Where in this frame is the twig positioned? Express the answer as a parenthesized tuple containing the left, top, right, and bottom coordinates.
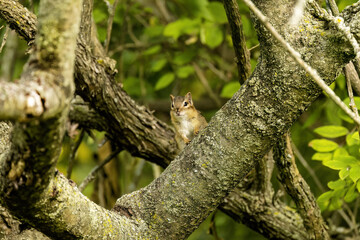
(104, 0, 120, 54)
(208, 211, 222, 240)
(291, 142, 325, 192)
(344, 62, 360, 96)
(0, 25, 10, 54)
(309, 2, 360, 59)
(223, 0, 251, 84)
(205, 61, 229, 82)
(193, 62, 222, 107)
(242, 0, 360, 126)
(353, 197, 360, 237)
(155, 0, 172, 22)
(326, 1, 360, 111)
(326, 0, 339, 16)
(345, 65, 360, 131)
(66, 129, 85, 179)
(78, 148, 121, 192)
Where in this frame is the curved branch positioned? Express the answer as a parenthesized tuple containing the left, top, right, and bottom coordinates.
(223, 0, 251, 84)
(274, 133, 329, 239)
(0, 0, 177, 167)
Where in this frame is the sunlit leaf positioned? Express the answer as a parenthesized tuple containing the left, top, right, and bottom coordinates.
(323, 160, 349, 170)
(349, 165, 360, 183)
(317, 191, 333, 211)
(312, 152, 332, 161)
(333, 148, 349, 158)
(339, 168, 350, 180)
(308, 139, 338, 152)
(328, 179, 346, 190)
(346, 132, 360, 146)
(314, 125, 348, 138)
(344, 183, 357, 202)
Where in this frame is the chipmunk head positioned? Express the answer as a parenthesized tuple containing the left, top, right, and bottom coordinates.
(170, 92, 193, 116)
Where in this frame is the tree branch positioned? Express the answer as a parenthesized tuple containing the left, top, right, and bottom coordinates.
(273, 133, 329, 240)
(223, 0, 251, 84)
(0, 0, 178, 168)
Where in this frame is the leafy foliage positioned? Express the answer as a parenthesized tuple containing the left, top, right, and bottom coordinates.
(310, 127, 360, 211)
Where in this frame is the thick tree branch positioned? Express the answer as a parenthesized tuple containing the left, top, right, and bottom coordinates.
(220, 188, 308, 240)
(223, 0, 251, 84)
(111, 0, 360, 238)
(1, 0, 360, 239)
(274, 133, 329, 240)
(0, 0, 178, 167)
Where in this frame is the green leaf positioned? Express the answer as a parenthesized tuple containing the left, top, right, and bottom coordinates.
(144, 45, 162, 56)
(357, 181, 360, 193)
(328, 197, 343, 211)
(200, 24, 223, 49)
(308, 139, 338, 152)
(176, 65, 194, 78)
(344, 183, 357, 202)
(346, 132, 360, 146)
(163, 18, 200, 40)
(314, 125, 348, 138)
(349, 165, 360, 183)
(150, 58, 167, 72)
(207, 2, 228, 24)
(328, 179, 346, 190)
(312, 152, 332, 161)
(317, 191, 333, 211)
(332, 188, 347, 198)
(333, 148, 349, 158)
(323, 160, 349, 170)
(325, 156, 358, 170)
(333, 156, 358, 166)
(339, 168, 350, 180)
(220, 82, 241, 98)
(155, 73, 175, 91)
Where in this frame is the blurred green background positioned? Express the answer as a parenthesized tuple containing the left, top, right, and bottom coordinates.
(0, 0, 359, 239)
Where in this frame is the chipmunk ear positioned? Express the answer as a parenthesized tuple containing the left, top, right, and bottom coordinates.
(185, 92, 192, 105)
(170, 94, 175, 102)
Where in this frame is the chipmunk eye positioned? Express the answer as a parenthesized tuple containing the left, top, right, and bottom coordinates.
(184, 101, 188, 107)
(171, 103, 174, 108)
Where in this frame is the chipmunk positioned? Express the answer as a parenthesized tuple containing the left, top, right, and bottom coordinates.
(170, 92, 208, 149)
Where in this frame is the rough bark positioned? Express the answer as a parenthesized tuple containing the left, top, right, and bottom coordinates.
(0, 0, 178, 168)
(112, 1, 360, 239)
(0, 0, 360, 239)
(274, 133, 329, 239)
(223, 0, 252, 84)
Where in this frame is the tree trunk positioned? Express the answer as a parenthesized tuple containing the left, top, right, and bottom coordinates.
(0, 0, 360, 239)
